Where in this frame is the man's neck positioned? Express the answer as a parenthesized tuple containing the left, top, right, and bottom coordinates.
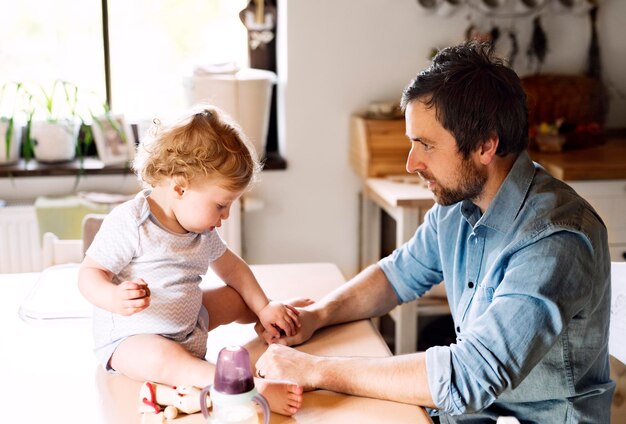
(473, 154, 517, 213)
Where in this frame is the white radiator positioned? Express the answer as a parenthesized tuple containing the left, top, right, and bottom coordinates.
(0, 205, 41, 273)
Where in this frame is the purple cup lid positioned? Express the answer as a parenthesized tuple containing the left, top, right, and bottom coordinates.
(214, 346, 255, 394)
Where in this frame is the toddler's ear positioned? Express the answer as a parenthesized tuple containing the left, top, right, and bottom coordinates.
(172, 177, 188, 197)
(171, 175, 189, 196)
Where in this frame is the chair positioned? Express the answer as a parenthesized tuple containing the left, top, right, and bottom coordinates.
(41, 214, 105, 268)
(21, 214, 105, 322)
(610, 261, 626, 422)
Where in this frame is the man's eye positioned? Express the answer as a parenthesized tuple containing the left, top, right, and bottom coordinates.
(421, 142, 432, 151)
(216, 204, 225, 210)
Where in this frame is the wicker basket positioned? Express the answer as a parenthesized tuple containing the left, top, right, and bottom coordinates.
(521, 74, 608, 150)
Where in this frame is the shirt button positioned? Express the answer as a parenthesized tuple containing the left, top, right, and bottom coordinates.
(456, 326, 461, 333)
(468, 281, 474, 289)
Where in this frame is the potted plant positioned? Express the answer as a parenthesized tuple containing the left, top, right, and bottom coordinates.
(28, 80, 86, 163)
(26, 80, 131, 168)
(0, 81, 29, 165)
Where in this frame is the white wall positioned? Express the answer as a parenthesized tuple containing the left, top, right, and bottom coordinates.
(2, 0, 624, 278)
(242, 0, 626, 278)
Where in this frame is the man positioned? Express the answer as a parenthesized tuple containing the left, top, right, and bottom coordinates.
(255, 41, 615, 422)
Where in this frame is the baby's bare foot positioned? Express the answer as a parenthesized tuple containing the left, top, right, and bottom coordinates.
(255, 378, 303, 416)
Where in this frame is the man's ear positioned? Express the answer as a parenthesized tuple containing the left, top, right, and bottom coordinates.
(478, 133, 499, 165)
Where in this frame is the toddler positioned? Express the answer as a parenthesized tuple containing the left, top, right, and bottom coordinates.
(78, 106, 303, 416)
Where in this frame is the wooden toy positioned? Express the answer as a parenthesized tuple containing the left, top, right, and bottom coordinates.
(139, 381, 210, 419)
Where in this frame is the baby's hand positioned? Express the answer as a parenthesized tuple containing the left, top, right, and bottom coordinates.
(258, 301, 301, 338)
(113, 278, 150, 316)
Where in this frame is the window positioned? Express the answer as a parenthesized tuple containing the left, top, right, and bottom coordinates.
(1, 0, 285, 171)
(0, 0, 106, 119)
(106, 0, 249, 119)
(1, 0, 249, 121)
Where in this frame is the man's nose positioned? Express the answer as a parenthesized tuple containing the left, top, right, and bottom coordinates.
(406, 145, 425, 174)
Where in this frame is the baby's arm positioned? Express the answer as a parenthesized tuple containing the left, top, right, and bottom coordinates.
(78, 255, 150, 316)
(210, 249, 300, 337)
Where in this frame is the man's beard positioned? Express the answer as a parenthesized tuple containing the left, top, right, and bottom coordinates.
(418, 158, 487, 206)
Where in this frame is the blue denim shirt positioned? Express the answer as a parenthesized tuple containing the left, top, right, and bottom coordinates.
(379, 151, 614, 422)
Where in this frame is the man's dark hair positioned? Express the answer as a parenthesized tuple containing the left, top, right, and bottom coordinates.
(401, 41, 528, 158)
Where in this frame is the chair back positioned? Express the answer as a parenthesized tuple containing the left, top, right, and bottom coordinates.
(40, 213, 106, 269)
(82, 214, 105, 255)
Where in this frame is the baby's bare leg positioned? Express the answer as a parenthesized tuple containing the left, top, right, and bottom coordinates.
(202, 284, 257, 329)
(111, 334, 215, 388)
(111, 335, 302, 416)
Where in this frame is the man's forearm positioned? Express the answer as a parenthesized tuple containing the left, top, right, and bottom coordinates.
(312, 264, 399, 329)
(311, 352, 435, 407)
(263, 265, 400, 348)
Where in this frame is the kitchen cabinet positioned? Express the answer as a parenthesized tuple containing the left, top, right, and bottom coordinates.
(531, 137, 626, 262)
(567, 180, 626, 261)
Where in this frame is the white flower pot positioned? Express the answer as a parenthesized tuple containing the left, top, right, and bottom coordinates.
(31, 120, 78, 163)
(0, 119, 20, 165)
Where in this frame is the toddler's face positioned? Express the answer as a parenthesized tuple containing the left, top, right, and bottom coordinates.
(173, 178, 243, 234)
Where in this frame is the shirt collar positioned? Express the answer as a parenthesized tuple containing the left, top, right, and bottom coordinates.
(462, 150, 535, 233)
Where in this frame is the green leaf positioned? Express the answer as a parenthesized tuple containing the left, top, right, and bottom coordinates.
(4, 117, 14, 158)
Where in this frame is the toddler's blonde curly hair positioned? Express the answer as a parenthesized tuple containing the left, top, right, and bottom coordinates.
(133, 105, 261, 192)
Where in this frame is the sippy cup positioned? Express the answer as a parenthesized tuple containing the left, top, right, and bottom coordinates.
(200, 345, 270, 424)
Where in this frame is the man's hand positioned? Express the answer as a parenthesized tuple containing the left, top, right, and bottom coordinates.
(255, 344, 318, 391)
(111, 278, 150, 316)
(255, 307, 319, 346)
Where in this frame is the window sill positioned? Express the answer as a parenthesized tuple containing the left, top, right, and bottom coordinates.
(0, 158, 133, 178)
(0, 153, 287, 178)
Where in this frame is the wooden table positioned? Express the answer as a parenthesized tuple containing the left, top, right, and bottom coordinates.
(0, 263, 432, 424)
(360, 177, 449, 355)
(361, 177, 435, 270)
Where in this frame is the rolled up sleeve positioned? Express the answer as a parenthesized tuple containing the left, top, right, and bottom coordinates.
(378, 206, 445, 303)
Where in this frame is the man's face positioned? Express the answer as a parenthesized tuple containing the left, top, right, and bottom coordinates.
(405, 100, 487, 206)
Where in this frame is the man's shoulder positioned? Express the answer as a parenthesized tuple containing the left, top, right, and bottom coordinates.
(526, 169, 606, 234)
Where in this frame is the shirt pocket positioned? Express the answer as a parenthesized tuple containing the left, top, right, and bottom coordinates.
(464, 281, 497, 322)
(477, 283, 495, 302)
